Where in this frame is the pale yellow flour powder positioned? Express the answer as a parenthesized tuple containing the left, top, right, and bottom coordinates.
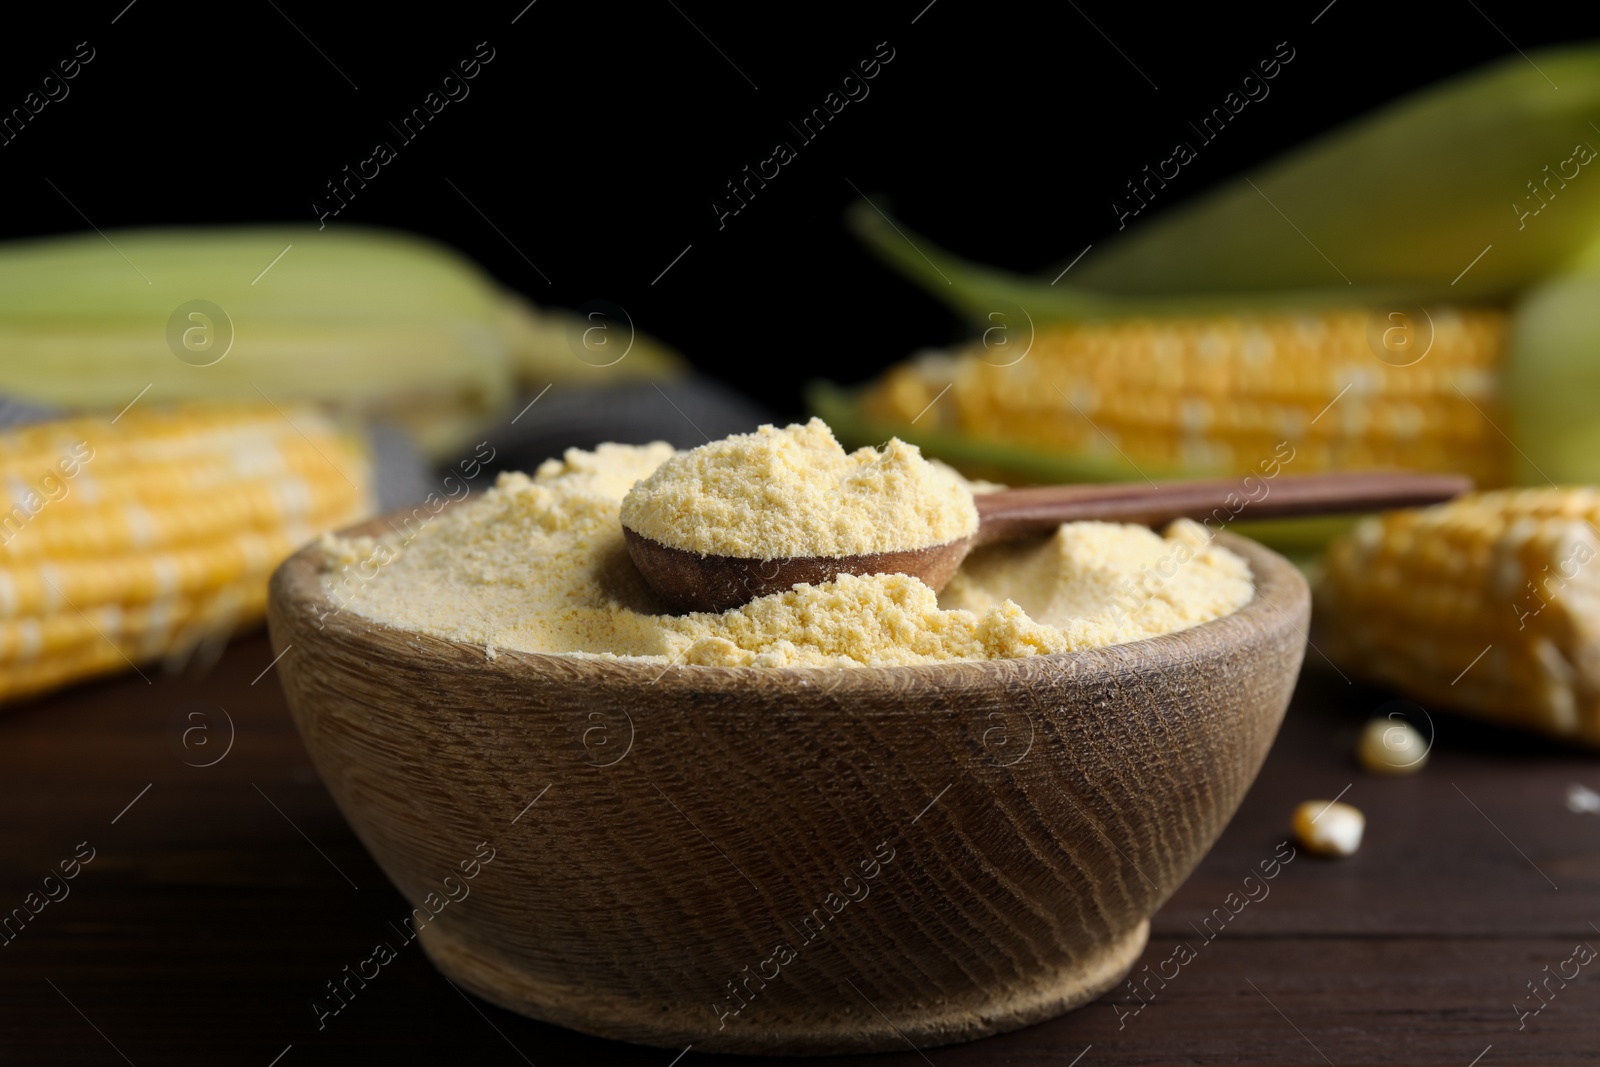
(321, 436, 1253, 667)
(619, 419, 979, 558)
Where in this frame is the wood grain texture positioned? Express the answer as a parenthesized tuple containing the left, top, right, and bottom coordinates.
(6, 637, 1600, 1064)
(265, 515, 1309, 1055)
(970, 471, 1473, 546)
(622, 525, 973, 613)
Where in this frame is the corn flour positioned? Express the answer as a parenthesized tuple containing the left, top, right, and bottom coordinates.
(322, 427, 1253, 667)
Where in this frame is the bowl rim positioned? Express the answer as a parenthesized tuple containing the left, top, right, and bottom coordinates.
(269, 510, 1310, 691)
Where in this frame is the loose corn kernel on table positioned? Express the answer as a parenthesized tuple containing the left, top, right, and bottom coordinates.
(2, 630, 1596, 1065)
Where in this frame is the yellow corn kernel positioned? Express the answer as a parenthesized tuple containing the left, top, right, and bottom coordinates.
(1293, 800, 1365, 857)
(1357, 717, 1430, 774)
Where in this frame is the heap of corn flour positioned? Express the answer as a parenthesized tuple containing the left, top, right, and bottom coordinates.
(322, 420, 1252, 666)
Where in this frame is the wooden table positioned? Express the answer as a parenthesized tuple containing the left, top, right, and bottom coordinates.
(3, 632, 1595, 1065)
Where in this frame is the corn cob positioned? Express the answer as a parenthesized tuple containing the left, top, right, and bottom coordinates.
(1317, 489, 1600, 746)
(0, 227, 682, 460)
(0, 403, 371, 705)
(858, 307, 1511, 487)
(839, 44, 1600, 493)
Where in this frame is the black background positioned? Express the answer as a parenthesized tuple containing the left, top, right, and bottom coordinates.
(6, 8, 1600, 1065)
(5, 1, 1600, 416)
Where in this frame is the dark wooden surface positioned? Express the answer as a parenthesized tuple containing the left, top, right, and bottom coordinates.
(2, 630, 1597, 1066)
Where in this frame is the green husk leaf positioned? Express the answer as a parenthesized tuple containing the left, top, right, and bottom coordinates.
(1504, 239, 1600, 485)
(0, 226, 684, 458)
(852, 42, 1600, 321)
(1064, 42, 1600, 299)
(846, 201, 1429, 322)
(0, 228, 512, 445)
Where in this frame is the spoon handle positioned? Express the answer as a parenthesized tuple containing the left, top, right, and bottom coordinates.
(971, 470, 1473, 547)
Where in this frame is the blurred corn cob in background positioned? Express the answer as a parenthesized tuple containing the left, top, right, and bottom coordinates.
(0, 227, 682, 461)
(0, 224, 690, 703)
(858, 308, 1511, 488)
(827, 41, 1600, 745)
(825, 43, 1600, 493)
(1318, 490, 1600, 747)
(0, 404, 371, 705)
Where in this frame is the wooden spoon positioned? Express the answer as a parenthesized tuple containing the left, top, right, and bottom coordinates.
(623, 469, 1471, 613)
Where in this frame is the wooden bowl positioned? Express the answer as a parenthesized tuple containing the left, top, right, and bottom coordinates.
(267, 516, 1308, 1056)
